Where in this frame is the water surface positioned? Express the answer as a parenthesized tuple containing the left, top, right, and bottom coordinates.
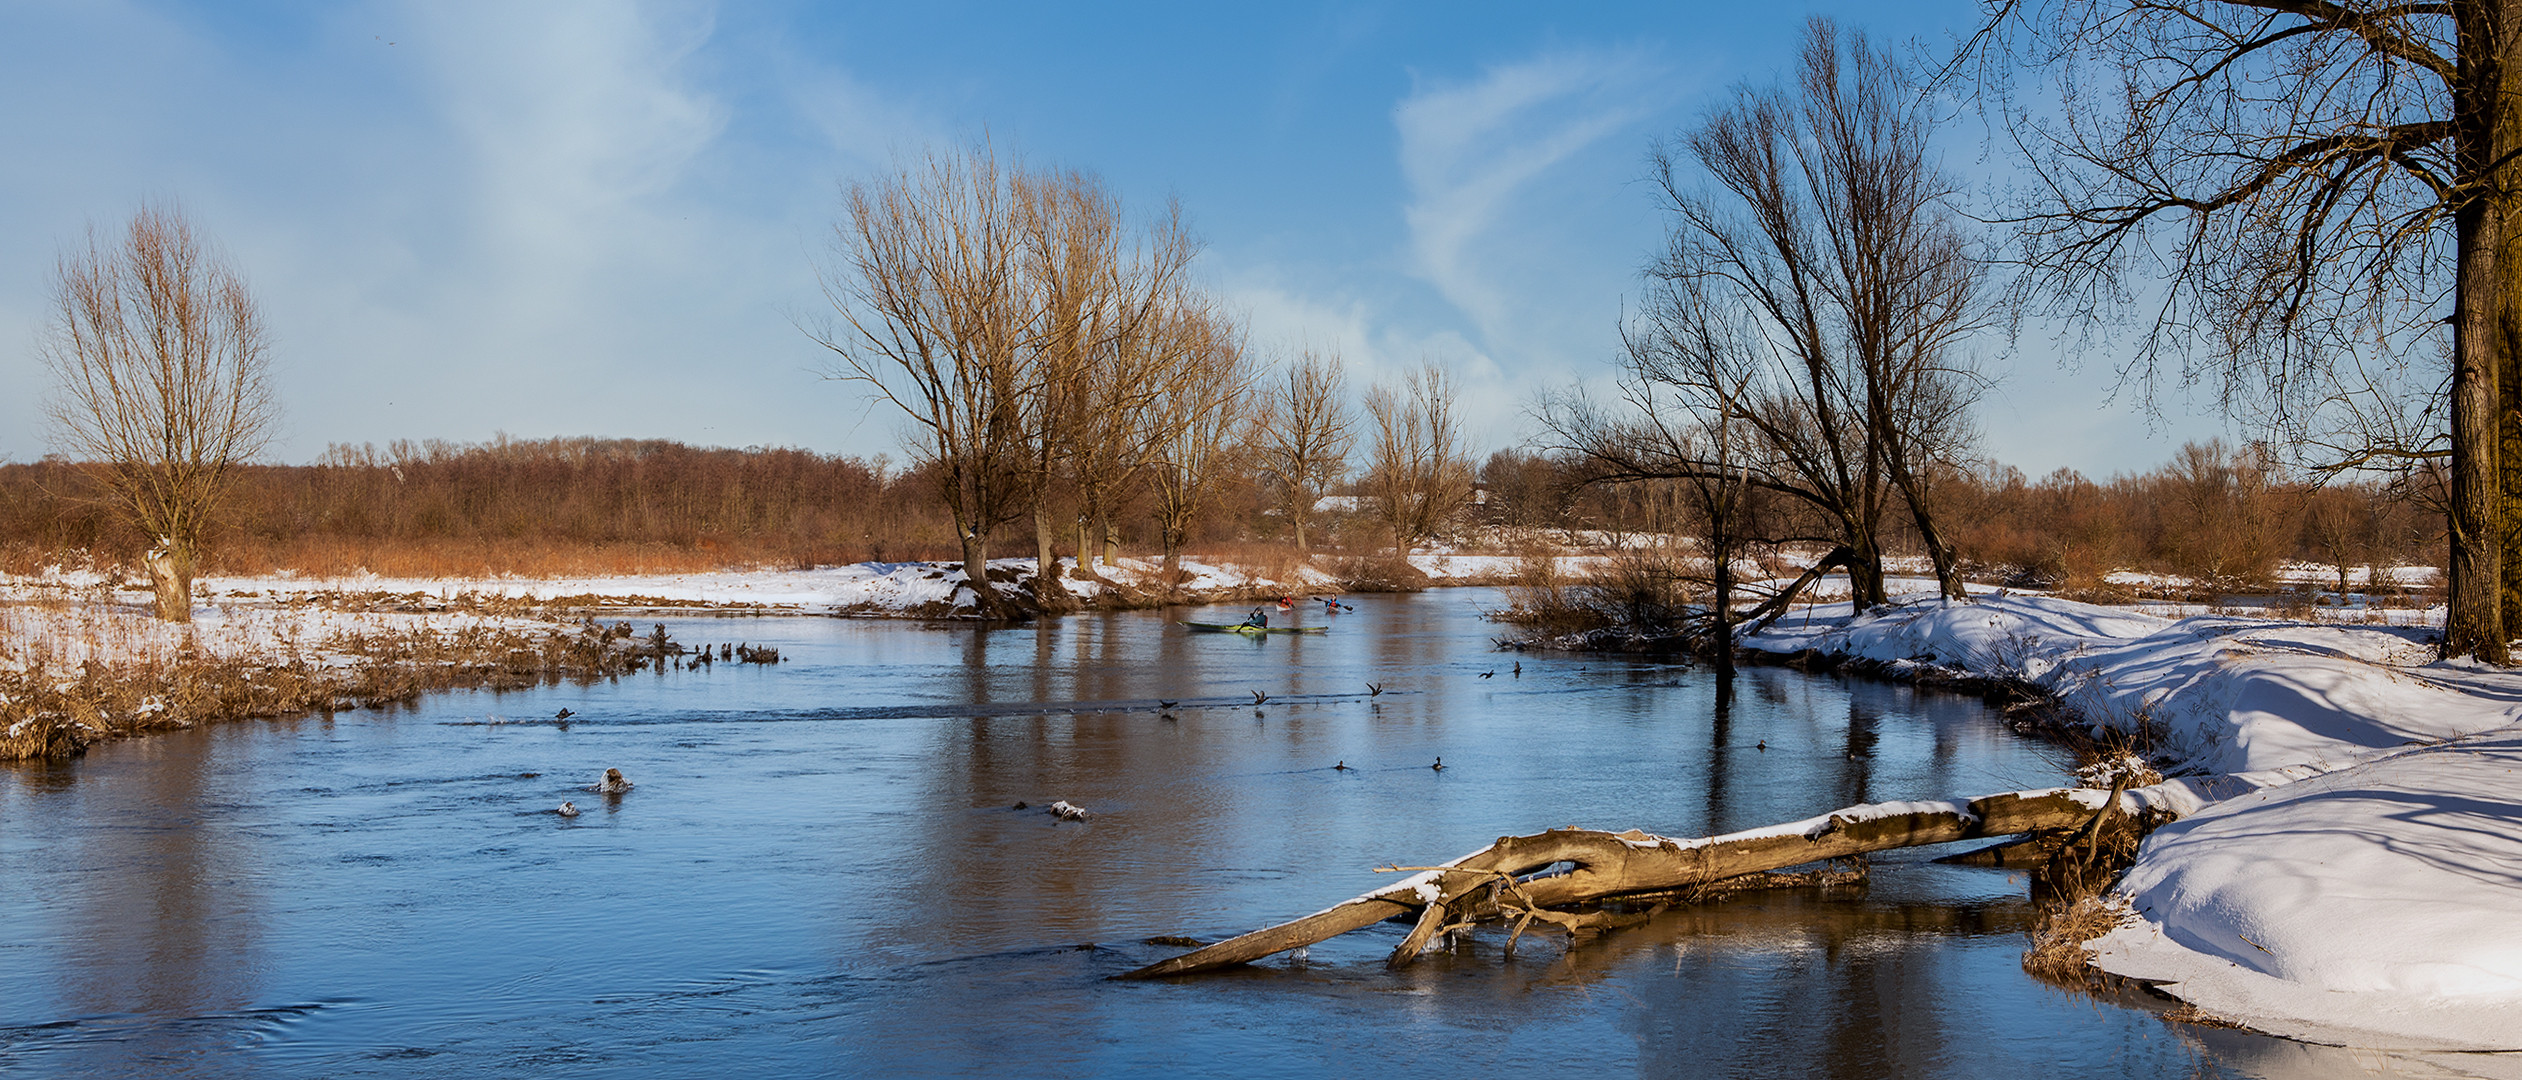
(0, 589, 2381, 1077)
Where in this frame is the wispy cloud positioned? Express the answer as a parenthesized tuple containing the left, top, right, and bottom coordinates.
(406, 0, 726, 337)
(1394, 47, 1662, 351)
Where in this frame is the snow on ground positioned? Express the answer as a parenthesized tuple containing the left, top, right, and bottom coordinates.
(3, 550, 1507, 634)
(0, 586, 554, 673)
(1744, 593, 2522, 1051)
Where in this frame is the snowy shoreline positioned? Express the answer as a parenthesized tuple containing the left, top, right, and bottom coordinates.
(1743, 592, 2522, 1053)
(0, 552, 1526, 622)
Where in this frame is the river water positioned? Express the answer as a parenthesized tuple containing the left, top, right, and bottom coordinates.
(0, 589, 2369, 1077)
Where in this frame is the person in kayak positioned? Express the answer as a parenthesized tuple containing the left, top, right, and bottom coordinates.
(1241, 607, 1269, 628)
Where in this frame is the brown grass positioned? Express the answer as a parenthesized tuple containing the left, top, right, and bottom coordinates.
(2022, 894, 2130, 988)
(2158, 1002, 2245, 1029)
(2, 616, 656, 762)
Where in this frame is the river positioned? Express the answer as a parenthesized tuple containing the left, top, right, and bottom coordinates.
(0, 589, 2367, 1077)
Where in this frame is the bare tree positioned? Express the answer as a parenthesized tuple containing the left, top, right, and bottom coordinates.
(1012, 167, 1121, 609)
(1046, 193, 1198, 581)
(1362, 361, 1474, 556)
(1605, 20, 1985, 609)
(42, 203, 277, 622)
(1544, 287, 1766, 669)
(1144, 300, 1254, 580)
(813, 143, 1030, 619)
(1256, 347, 1355, 553)
(1969, 0, 2512, 659)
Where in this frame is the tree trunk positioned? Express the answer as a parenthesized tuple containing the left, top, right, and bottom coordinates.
(1712, 532, 1736, 687)
(959, 527, 1013, 620)
(1032, 500, 1069, 609)
(1846, 530, 1887, 610)
(1887, 459, 1966, 602)
(1118, 785, 2153, 979)
(2496, 1, 2522, 655)
(1159, 531, 1182, 586)
(1098, 509, 1117, 567)
(2450, 5, 2512, 663)
(144, 539, 193, 623)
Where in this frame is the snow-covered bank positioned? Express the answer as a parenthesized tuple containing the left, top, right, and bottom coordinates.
(7, 552, 1520, 620)
(1744, 594, 2522, 1051)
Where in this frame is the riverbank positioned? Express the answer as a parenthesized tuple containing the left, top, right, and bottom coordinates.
(1741, 593, 2522, 1052)
(0, 552, 1521, 760)
(8, 551, 1524, 619)
(0, 585, 681, 760)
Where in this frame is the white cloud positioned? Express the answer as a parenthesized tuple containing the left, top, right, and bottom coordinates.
(1393, 48, 1661, 353)
(1222, 268, 1532, 456)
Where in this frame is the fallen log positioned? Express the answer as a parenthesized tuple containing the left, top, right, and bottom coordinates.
(1118, 784, 2173, 980)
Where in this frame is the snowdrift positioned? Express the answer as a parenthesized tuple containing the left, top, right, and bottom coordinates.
(1746, 594, 2522, 1051)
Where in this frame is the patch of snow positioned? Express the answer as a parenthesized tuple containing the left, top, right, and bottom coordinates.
(1743, 590, 2522, 1050)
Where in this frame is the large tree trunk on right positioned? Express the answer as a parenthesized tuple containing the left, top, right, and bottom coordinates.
(2452, 3, 2512, 663)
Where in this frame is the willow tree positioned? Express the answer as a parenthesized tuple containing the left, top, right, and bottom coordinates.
(1362, 361, 1474, 556)
(814, 143, 1029, 619)
(1144, 300, 1254, 581)
(1973, 0, 2519, 660)
(43, 203, 277, 622)
(1256, 347, 1355, 553)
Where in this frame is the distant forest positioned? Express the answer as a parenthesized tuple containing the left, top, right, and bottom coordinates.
(0, 434, 2439, 594)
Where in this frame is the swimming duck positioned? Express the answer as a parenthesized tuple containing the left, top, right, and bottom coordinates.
(1431, 758, 1446, 772)
(591, 768, 634, 795)
(556, 801, 580, 817)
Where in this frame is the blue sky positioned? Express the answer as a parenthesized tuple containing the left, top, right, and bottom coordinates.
(0, 0, 2224, 475)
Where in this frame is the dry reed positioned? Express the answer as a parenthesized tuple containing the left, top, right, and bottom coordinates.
(2, 609, 655, 761)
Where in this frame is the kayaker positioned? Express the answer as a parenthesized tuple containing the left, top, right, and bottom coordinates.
(1241, 607, 1269, 629)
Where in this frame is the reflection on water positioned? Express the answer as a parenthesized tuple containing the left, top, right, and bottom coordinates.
(3, 589, 2493, 1078)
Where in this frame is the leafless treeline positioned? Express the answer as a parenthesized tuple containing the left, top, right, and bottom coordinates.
(1491, 439, 2438, 599)
(811, 142, 1470, 612)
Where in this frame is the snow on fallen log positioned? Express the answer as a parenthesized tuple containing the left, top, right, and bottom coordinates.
(1120, 783, 2182, 980)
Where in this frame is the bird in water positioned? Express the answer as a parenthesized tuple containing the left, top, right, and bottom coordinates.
(1366, 682, 1384, 697)
(1431, 758, 1446, 772)
(1478, 670, 1494, 679)
(591, 768, 634, 794)
(1251, 690, 1270, 706)
(1334, 761, 1352, 771)
(554, 708, 575, 720)
(1756, 740, 1768, 751)
(1157, 699, 1179, 710)
(556, 801, 580, 817)
(1512, 661, 1521, 677)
